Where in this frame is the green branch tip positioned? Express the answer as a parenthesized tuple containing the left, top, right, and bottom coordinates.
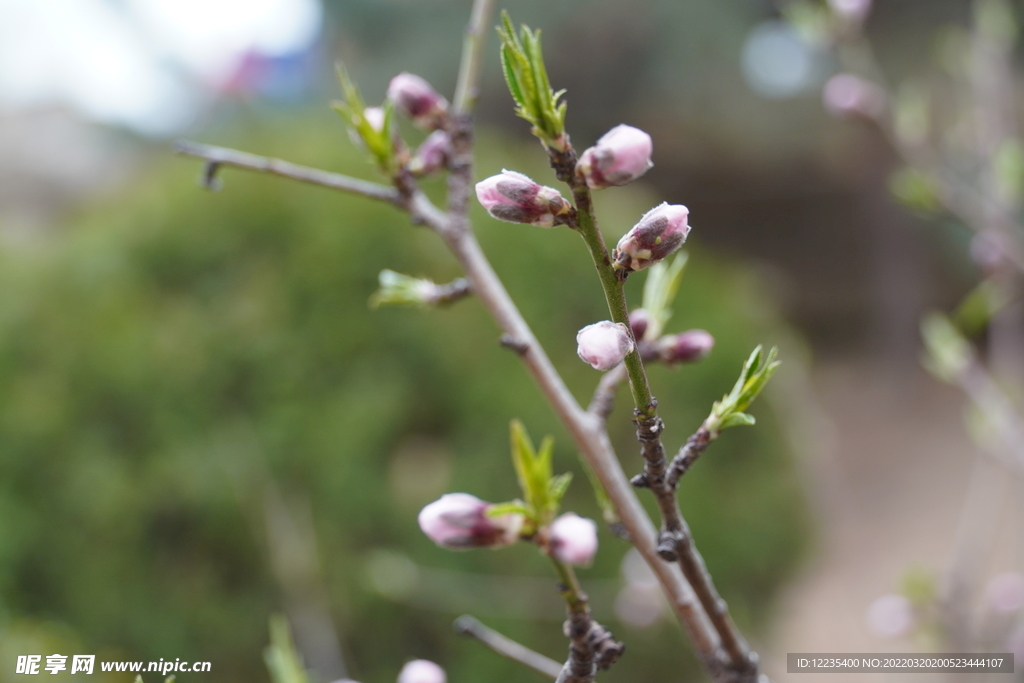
(509, 420, 571, 527)
(496, 11, 568, 151)
(706, 345, 780, 436)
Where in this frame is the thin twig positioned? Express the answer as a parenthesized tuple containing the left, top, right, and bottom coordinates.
(587, 364, 628, 421)
(428, 277, 473, 306)
(454, 615, 563, 679)
(174, 140, 403, 206)
(452, 0, 496, 115)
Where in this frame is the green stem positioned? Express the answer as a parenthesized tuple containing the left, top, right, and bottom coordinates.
(548, 554, 587, 615)
(569, 182, 656, 419)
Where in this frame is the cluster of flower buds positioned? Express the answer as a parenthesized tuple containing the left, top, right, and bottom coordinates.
(655, 329, 715, 364)
(397, 660, 446, 683)
(576, 320, 634, 371)
(613, 203, 690, 274)
(408, 130, 451, 176)
(418, 493, 523, 549)
(576, 125, 654, 189)
(549, 513, 598, 566)
(822, 74, 886, 121)
(387, 73, 449, 130)
(476, 170, 574, 227)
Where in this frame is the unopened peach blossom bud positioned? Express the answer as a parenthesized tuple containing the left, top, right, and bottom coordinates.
(829, 0, 872, 23)
(475, 170, 573, 227)
(397, 660, 446, 683)
(576, 124, 653, 189)
(550, 513, 598, 566)
(986, 572, 1024, 614)
(823, 74, 885, 120)
(418, 493, 523, 550)
(629, 308, 652, 341)
(387, 73, 449, 130)
(409, 130, 451, 176)
(613, 203, 690, 274)
(657, 329, 715, 364)
(866, 594, 913, 638)
(576, 321, 634, 371)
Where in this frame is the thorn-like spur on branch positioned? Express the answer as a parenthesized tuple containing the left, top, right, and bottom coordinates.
(174, 140, 403, 205)
(454, 615, 563, 679)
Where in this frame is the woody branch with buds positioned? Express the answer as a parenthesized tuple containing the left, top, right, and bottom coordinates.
(175, 2, 781, 681)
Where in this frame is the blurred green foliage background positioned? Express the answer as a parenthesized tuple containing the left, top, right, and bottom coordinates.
(0, 110, 810, 683)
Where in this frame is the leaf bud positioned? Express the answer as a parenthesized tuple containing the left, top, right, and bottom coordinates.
(613, 203, 690, 274)
(418, 493, 524, 550)
(475, 170, 573, 227)
(576, 124, 653, 189)
(577, 321, 634, 371)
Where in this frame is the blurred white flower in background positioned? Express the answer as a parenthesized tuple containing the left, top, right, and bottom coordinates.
(0, 0, 322, 135)
(865, 593, 914, 638)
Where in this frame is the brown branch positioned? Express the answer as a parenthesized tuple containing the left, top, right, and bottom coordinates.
(428, 277, 472, 306)
(174, 140, 403, 206)
(454, 615, 563, 679)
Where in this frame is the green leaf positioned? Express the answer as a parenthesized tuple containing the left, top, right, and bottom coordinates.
(486, 500, 531, 517)
(707, 345, 780, 435)
(548, 472, 573, 505)
(640, 252, 688, 339)
(332, 63, 395, 171)
(953, 278, 1007, 335)
(580, 459, 618, 526)
(920, 313, 971, 383)
(718, 413, 756, 430)
(495, 11, 567, 150)
(264, 615, 308, 683)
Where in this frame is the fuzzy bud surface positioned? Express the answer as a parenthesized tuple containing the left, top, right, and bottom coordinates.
(576, 124, 654, 189)
(657, 329, 715, 364)
(475, 170, 573, 227)
(387, 73, 449, 129)
(576, 321, 634, 371)
(613, 203, 690, 273)
(550, 513, 598, 566)
(409, 130, 451, 176)
(397, 660, 446, 683)
(418, 493, 523, 550)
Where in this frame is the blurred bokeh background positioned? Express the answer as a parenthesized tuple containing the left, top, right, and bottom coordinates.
(0, 1, 1022, 682)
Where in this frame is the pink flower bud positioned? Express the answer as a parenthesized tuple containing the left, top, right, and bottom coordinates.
(364, 107, 386, 132)
(576, 321, 634, 371)
(657, 329, 714, 364)
(576, 124, 654, 189)
(475, 170, 573, 227)
(865, 594, 913, 638)
(418, 493, 523, 550)
(823, 74, 885, 120)
(985, 572, 1024, 614)
(828, 0, 871, 22)
(613, 203, 690, 274)
(387, 73, 449, 130)
(397, 660, 446, 683)
(550, 513, 598, 566)
(409, 130, 451, 176)
(629, 308, 652, 341)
